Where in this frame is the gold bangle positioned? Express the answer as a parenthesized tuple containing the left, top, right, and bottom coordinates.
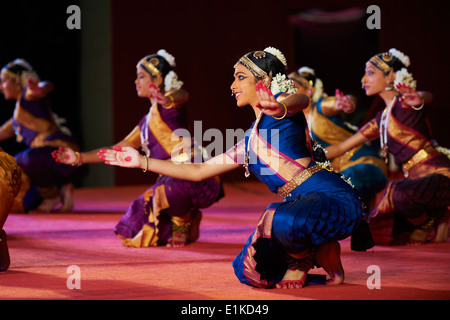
(71, 152, 81, 166)
(411, 99, 425, 110)
(273, 102, 288, 120)
(142, 156, 149, 172)
(162, 95, 175, 109)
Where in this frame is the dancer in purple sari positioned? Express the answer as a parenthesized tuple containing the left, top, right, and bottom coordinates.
(53, 50, 223, 247)
(326, 48, 450, 245)
(0, 59, 80, 213)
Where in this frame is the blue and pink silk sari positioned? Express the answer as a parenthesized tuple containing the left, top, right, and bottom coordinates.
(227, 110, 363, 288)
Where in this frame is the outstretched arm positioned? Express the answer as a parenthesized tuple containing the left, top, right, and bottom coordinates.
(325, 131, 368, 159)
(52, 139, 135, 166)
(99, 146, 239, 181)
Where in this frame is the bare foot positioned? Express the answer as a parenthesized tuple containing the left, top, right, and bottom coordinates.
(187, 210, 202, 243)
(408, 216, 437, 245)
(276, 268, 307, 289)
(409, 228, 432, 245)
(166, 231, 187, 248)
(434, 211, 449, 243)
(58, 183, 74, 212)
(315, 241, 345, 285)
(30, 196, 60, 213)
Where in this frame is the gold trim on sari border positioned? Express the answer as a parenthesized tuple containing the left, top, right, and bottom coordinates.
(387, 109, 430, 151)
(335, 155, 388, 176)
(14, 104, 79, 150)
(249, 130, 305, 182)
(149, 105, 195, 158)
(376, 181, 398, 214)
(310, 107, 353, 145)
(14, 105, 57, 135)
(30, 136, 79, 150)
(359, 118, 379, 141)
(242, 208, 276, 288)
(404, 161, 450, 180)
(402, 145, 438, 172)
(171, 213, 192, 229)
(120, 184, 170, 247)
(123, 125, 142, 149)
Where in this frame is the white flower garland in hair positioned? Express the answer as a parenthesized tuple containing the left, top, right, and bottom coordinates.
(164, 70, 183, 92)
(298, 66, 315, 76)
(157, 49, 176, 67)
(389, 48, 410, 67)
(12, 59, 40, 87)
(264, 47, 287, 68)
(312, 78, 326, 103)
(21, 71, 40, 88)
(270, 73, 297, 95)
(394, 68, 417, 90)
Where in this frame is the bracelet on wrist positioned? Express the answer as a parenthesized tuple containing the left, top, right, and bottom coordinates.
(71, 151, 83, 167)
(142, 156, 149, 172)
(273, 102, 288, 120)
(162, 95, 175, 109)
(411, 99, 425, 110)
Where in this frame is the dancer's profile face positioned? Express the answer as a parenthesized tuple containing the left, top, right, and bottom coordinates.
(231, 64, 259, 107)
(0, 72, 22, 100)
(361, 62, 391, 96)
(135, 66, 153, 98)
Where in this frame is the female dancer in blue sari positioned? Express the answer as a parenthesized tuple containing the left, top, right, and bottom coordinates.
(99, 47, 365, 289)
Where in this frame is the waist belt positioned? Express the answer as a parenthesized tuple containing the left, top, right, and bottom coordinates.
(277, 164, 322, 199)
(402, 145, 436, 176)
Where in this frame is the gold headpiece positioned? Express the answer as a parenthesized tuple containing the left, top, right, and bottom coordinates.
(0, 68, 19, 80)
(369, 54, 392, 74)
(288, 72, 312, 89)
(235, 52, 268, 78)
(139, 57, 161, 76)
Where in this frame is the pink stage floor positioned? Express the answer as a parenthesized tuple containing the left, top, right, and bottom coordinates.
(1, 182, 450, 301)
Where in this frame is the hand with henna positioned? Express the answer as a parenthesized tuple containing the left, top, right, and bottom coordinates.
(98, 146, 142, 169)
(26, 79, 54, 99)
(52, 147, 78, 165)
(255, 80, 287, 117)
(396, 83, 426, 109)
(147, 82, 166, 105)
(334, 89, 355, 113)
